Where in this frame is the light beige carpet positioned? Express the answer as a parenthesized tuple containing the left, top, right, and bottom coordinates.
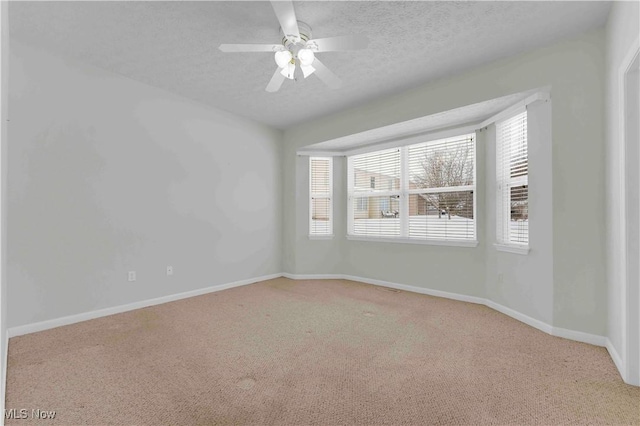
(5, 278, 640, 425)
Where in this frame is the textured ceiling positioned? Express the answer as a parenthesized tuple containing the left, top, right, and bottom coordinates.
(9, 1, 610, 129)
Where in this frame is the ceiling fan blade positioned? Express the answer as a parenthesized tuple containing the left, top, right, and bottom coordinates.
(266, 67, 286, 92)
(270, 1, 300, 41)
(312, 58, 342, 89)
(307, 35, 369, 52)
(219, 44, 282, 53)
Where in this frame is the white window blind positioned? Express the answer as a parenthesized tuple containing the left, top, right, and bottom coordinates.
(496, 110, 529, 246)
(407, 134, 476, 241)
(348, 134, 476, 243)
(309, 157, 333, 236)
(349, 148, 401, 237)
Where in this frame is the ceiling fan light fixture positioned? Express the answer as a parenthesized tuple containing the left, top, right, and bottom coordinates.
(220, 0, 367, 92)
(274, 50, 293, 68)
(298, 48, 315, 66)
(280, 62, 296, 79)
(300, 64, 315, 78)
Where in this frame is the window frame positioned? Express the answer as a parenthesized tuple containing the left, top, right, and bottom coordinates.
(347, 133, 478, 247)
(309, 156, 334, 239)
(495, 108, 530, 254)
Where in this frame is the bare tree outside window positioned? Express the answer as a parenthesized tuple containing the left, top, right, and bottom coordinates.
(411, 141, 474, 219)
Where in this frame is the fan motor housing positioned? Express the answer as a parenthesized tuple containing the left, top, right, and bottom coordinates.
(280, 21, 312, 47)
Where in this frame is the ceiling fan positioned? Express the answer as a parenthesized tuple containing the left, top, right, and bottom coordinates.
(219, 1, 368, 92)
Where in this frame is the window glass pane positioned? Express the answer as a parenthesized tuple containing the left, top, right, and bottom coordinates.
(352, 196, 401, 237)
(352, 149, 400, 193)
(310, 157, 332, 236)
(408, 190, 475, 240)
(347, 133, 476, 243)
(509, 184, 528, 244)
(311, 197, 331, 235)
(496, 110, 528, 245)
(507, 114, 528, 179)
(408, 135, 474, 190)
(311, 158, 331, 194)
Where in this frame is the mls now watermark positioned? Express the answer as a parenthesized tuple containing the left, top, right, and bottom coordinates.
(5, 409, 56, 420)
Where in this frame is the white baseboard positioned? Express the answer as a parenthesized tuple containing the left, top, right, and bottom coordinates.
(4, 271, 614, 375)
(552, 326, 607, 347)
(7, 273, 282, 338)
(2, 271, 630, 410)
(484, 299, 554, 335)
(281, 273, 343, 280)
(282, 273, 486, 305)
(606, 338, 625, 380)
(282, 273, 608, 350)
(340, 274, 487, 305)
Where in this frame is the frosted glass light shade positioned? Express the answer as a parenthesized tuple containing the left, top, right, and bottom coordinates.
(301, 64, 315, 78)
(274, 50, 293, 68)
(298, 49, 315, 66)
(280, 62, 296, 79)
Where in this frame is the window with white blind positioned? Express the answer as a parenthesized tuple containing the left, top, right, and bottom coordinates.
(349, 148, 402, 237)
(496, 110, 529, 247)
(348, 134, 476, 245)
(309, 157, 333, 237)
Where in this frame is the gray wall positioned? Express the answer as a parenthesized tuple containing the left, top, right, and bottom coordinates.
(484, 101, 554, 326)
(284, 29, 606, 336)
(7, 41, 283, 328)
(605, 0, 640, 377)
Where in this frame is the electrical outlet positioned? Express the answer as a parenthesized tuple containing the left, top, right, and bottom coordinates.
(166, 266, 173, 276)
(128, 271, 136, 282)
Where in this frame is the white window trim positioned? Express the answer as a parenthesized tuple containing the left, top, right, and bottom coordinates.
(296, 91, 549, 158)
(309, 234, 334, 240)
(480, 91, 549, 128)
(494, 243, 530, 255)
(348, 235, 478, 247)
(347, 133, 477, 247)
(309, 156, 333, 239)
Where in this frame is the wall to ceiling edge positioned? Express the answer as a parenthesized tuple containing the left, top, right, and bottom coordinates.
(284, 28, 606, 338)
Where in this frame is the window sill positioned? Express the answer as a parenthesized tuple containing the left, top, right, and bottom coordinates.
(346, 235, 478, 248)
(308, 234, 334, 240)
(494, 243, 530, 255)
